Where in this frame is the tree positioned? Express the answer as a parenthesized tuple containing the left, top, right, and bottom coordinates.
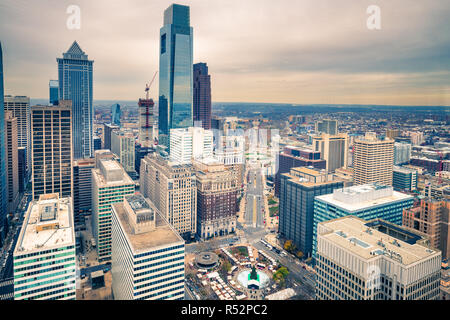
(221, 260, 232, 274)
(296, 251, 304, 259)
(284, 240, 293, 251)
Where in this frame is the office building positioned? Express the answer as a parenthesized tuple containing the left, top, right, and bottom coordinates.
(313, 184, 414, 258)
(31, 102, 73, 201)
(0, 42, 6, 242)
(138, 97, 155, 147)
(392, 166, 418, 191)
(18, 147, 27, 193)
(57, 41, 94, 159)
(111, 103, 121, 126)
(103, 123, 119, 151)
(169, 127, 213, 164)
(92, 159, 135, 262)
(394, 142, 411, 165)
(213, 131, 245, 165)
(403, 198, 450, 259)
(279, 167, 344, 257)
(13, 194, 76, 300)
(49, 80, 59, 105)
(158, 4, 194, 149)
(386, 129, 400, 140)
(111, 194, 185, 300)
(73, 159, 95, 226)
(111, 131, 136, 179)
(315, 119, 338, 135)
(313, 133, 349, 172)
(315, 216, 441, 300)
(353, 132, 394, 186)
(4, 95, 31, 175)
(194, 159, 239, 239)
(4, 111, 19, 214)
(140, 154, 197, 239)
(275, 146, 326, 197)
(404, 131, 424, 146)
(93, 136, 102, 151)
(135, 145, 155, 179)
(193, 63, 211, 130)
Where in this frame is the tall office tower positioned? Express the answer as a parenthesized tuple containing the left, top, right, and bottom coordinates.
(279, 167, 344, 257)
(403, 199, 450, 259)
(158, 4, 194, 150)
(31, 102, 73, 201)
(49, 80, 59, 105)
(73, 158, 95, 228)
(169, 127, 213, 164)
(92, 158, 135, 262)
(386, 129, 400, 140)
(93, 135, 101, 151)
(313, 133, 349, 173)
(13, 194, 76, 300)
(315, 216, 441, 300)
(353, 132, 394, 186)
(392, 166, 418, 191)
(394, 142, 412, 165)
(135, 145, 155, 179)
(403, 131, 424, 146)
(193, 159, 239, 239)
(111, 103, 121, 126)
(193, 63, 211, 130)
(4, 111, 19, 214)
(0, 42, 7, 241)
(18, 147, 26, 193)
(315, 119, 338, 135)
(4, 95, 31, 175)
(111, 131, 136, 179)
(103, 123, 119, 150)
(313, 184, 414, 258)
(111, 194, 185, 300)
(275, 146, 326, 197)
(140, 154, 197, 239)
(57, 41, 94, 159)
(138, 97, 155, 147)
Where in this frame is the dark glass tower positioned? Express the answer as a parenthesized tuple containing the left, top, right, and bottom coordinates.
(57, 41, 94, 159)
(158, 4, 193, 150)
(193, 63, 211, 129)
(111, 103, 121, 126)
(0, 42, 7, 242)
(49, 80, 59, 105)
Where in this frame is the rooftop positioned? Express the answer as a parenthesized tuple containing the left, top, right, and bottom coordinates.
(93, 159, 134, 186)
(319, 216, 438, 265)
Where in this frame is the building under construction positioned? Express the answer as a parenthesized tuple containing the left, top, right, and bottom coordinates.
(138, 75, 157, 148)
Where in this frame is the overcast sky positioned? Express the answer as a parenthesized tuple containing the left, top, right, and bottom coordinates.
(0, 0, 449, 106)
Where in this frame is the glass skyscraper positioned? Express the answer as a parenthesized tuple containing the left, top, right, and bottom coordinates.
(49, 80, 59, 105)
(158, 4, 193, 150)
(0, 41, 7, 242)
(57, 41, 94, 159)
(111, 103, 121, 126)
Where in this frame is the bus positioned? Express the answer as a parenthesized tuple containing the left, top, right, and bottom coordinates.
(256, 263, 266, 269)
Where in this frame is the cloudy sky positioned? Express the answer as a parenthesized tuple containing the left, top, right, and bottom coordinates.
(0, 0, 449, 106)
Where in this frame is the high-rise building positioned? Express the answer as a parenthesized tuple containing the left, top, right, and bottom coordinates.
(315, 216, 441, 300)
(394, 142, 411, 165)
(57, 41, 94, 159)
(315, 119, 338, 135)
(18, 147, 27, 193)
(73, 158, 95, 227)
(279, 167, 344, 257)
(103, 123, 119, 151)
(193, 159, 239, 239)
(13, 194, 76, 300)
(31, 102, 73, 201)
(213, 131, 245, 165)
(403, 198, 450, 259)
(111, 194, 185, 300)
(49, 80, 59, 105)
(193, 63, 211, 130)
(313, 184, 414, 258)
(313, 133, 349, 173)
(353, 132, 394, 186)
(140, 154, 197, 239)
(0, 42, 8, 240)
(386, 129, 400, 140)
(138, 97, 155, 148)
(4, 111, 19, 214)
(392, 166, 418, 191)
(111, 131, 136, 179)
(158, 4, 193, 149)
(135, 145, 155, 179)
(4, 95, 31, 175)
(93, 135, 102, 151)
(92, 158, 135, 263)
(169, 127, 213, 164)
(111, 103, 121, 126)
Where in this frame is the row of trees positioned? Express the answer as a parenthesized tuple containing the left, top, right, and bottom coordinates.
(283, 240, 304, 259)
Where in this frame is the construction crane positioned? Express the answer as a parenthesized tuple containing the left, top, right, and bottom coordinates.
(145, 71, 158, 99)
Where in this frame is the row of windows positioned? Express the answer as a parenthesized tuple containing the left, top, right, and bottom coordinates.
(134, 262, 184, 279)
(134, 244, 184, 259)
(134, 250, 184, 267)
(14, 257, 75, 273)
(14, 246, 74, 260)
(134, 281, 184, 298)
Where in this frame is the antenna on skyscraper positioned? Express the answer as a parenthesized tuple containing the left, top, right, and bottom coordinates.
(145, 71, 158, 100)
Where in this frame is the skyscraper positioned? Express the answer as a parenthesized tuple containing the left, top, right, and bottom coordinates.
(138, 97, 155, 147)
(103, 123, 119, 151)
(158, 4, 194, 150)
(49, 80, 59, 105)
(57, 41, 94, 159)
(193, 63, 211, 130)
(169, 127, 213, 164)
(73, 158, 95, 228)
(111, 103, 121, 126)
(111, 130, 136, 179)
(4, 112, 19, 214)
(0, 41, 7, 242)
(31, 102, 73, 201)
(315, 119, 338, 135)
(313, 133, 349, 173)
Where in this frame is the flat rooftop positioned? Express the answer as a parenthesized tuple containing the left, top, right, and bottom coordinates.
(319, 216, 438, 265)
(14, 195, 74, 254)
(113, 202, 183, 252)
(92, 160, 134, 186)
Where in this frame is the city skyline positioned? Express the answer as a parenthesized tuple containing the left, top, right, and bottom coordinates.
(0, 0, 448, 106)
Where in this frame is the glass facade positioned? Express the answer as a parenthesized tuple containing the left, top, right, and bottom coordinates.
(111, 103, 121, 126)
(158, 4, 193, 150)
(0, 42, 7, 241)
(49, 80, 59, 105)
(57, 41, 94, 159)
